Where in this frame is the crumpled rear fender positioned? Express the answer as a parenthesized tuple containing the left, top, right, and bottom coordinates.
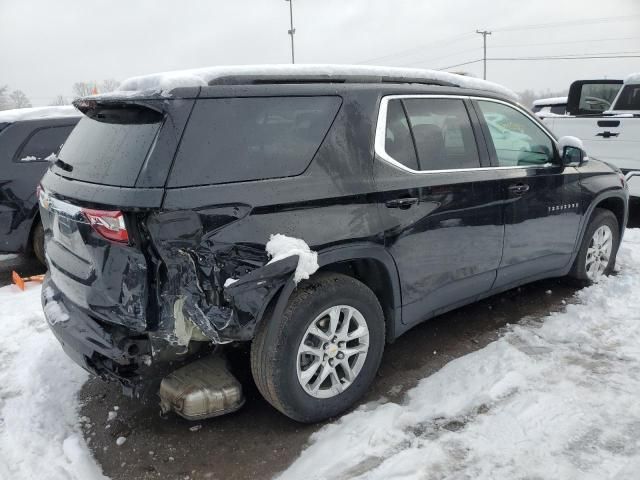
(145, 210, 300, 345)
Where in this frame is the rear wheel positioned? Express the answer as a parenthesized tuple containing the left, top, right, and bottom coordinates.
(569, 208, 619, 283)
(32, 220, 45, 266)
(251, 272, 385, 423)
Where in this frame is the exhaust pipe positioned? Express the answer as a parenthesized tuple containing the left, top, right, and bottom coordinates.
(159, 354, 244, 420)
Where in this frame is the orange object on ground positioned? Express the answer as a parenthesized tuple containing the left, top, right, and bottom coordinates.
(11, 271, 45, 291)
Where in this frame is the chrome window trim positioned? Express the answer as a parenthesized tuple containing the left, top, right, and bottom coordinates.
(374, 94, 560, 175)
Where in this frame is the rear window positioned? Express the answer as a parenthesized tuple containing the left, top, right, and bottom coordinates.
(168, 96, 341, 187)
(613, 85, 640, 110)
(578, 83, 621, 113)
(15, 125, 75, 162)
(54, 106, 162, 187)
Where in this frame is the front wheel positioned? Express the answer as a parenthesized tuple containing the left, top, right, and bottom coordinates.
(251, 272, 385, 423)
(569, 208, 620, 283)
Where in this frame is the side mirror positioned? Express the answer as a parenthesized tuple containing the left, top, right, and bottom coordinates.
(558, 136, 587, 166)
(562, 145, 586, 165)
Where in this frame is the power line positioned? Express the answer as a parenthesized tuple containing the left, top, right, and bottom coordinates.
(397, 46, 481, 67)
(489, 54, 640, 61)
(386, 37, 640, 69)
(355, 14, 639, 67)
(354, 32, 476, 65)
(492, 14, 640, 32)
(436, 59, 483, 71)
(436, 53, 640, 71)
(491, 49, 640, 58)
(490, 35, 640, 49)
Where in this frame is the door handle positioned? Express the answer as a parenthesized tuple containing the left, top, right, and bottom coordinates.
(385, 197, 419, 209)
(596, 131, 619, 138)
(508, 183, 530, 195)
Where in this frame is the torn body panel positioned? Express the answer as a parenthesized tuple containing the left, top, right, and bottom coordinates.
(145, 210, 300, 345)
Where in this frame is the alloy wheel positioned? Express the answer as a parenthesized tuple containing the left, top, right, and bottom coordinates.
(585, 225, 613, 281)
(296, 305, 370, 399)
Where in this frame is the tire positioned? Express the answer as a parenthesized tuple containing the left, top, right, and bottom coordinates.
(32, 220, 46, 266)
(251, 272, 385, 423)
(569, 208, 620, 283)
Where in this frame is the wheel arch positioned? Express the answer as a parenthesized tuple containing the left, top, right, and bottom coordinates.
(573, 190, 628, 263)
(265, 243, 402, 343)
(594, 195, 626, 237)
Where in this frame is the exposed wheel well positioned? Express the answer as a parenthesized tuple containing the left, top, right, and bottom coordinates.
(595, 197, 626, 235)
(318, 258, 397, 341)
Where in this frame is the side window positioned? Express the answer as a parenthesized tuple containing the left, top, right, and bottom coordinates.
(477, 101, 555, 167)
(169, 96, 341, 187)
(402, 98, 480, 170)
(384, 100, 419, 170)
(15, 125, 74, 162)
(613, 84, 640, 110)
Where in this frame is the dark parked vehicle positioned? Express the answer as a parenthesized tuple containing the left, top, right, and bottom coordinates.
(39, 66, 628, 423)
(0, 107, 80, 263)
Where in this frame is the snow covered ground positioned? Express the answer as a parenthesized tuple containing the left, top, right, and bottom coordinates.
(0, 283, 106, 479)
(2, 230, 640, 480)
(280, 229, 640, 480)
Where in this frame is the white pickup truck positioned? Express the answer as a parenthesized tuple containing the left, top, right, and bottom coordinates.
(541, 74, 640, 199)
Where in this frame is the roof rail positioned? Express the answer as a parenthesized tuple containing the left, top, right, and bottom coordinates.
(208, 74, 456, 87)
(107, 65, 519, 101)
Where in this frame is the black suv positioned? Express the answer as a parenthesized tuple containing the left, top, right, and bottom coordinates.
(39, 66, 628, 423)
(0, 107, 79, 263)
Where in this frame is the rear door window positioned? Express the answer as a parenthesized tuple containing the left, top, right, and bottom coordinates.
(15, 125, 75, 162)
(168, 96, 341, 187)
(53, 106, 163, 187)
(384, 99, 419, 171)
(402, 98, 481, 170)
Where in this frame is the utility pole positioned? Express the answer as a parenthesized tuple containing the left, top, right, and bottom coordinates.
(285, 0, 296, 64)
(476, 29, 492, 80)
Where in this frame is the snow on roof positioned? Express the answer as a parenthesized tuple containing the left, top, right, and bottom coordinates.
(624, 72, 640, 85)
(0, 106, 81, 123)
(532, 96, 567, 106)
(115, 64, 518, 100)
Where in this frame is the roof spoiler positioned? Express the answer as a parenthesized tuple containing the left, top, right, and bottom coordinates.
(72, 98, 165, 124)
(72, 97, 167, 116)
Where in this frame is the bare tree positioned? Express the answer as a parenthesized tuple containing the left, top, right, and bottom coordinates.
(72, 81, 95, 98)
(0, 85, 11, 111)
(49, 95, 69, 106)
(9, 90, 32, 108)
(100, 79, 120, 93)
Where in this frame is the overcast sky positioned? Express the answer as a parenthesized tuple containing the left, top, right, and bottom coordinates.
(1, 0, 639, 106)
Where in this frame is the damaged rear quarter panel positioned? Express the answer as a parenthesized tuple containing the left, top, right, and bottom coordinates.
(146, 207, 303, 344)
(147, 89, 384, 345)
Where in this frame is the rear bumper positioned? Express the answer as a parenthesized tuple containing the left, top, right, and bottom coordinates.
(42, 275, 152, 392)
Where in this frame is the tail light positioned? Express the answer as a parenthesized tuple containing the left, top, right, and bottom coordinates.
(82, 208, 129, 243)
